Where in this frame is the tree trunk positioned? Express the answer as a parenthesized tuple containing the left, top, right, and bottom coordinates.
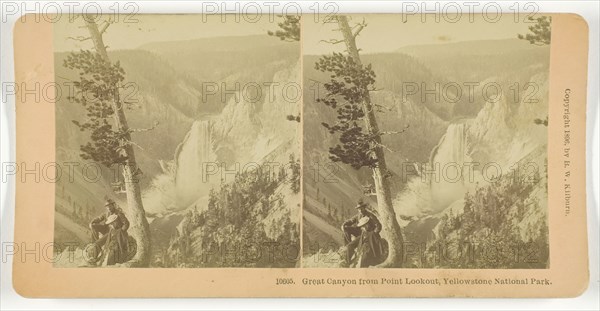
(337, 16, 404, 267)
(83, 18, 151, 267)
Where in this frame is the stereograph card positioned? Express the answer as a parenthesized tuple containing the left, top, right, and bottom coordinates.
(12, 12, 589, 297)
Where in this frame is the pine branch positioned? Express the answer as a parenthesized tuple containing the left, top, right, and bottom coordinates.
(322, 15, 339, 24)
(368, 85, 382, 92)
(67, 35, 91, 42)
(377, 124, 410, 136)
(352, 19, 367, 38)
(127, 120, 159, 134)
(55, 75, 78, 83)
(373, 142, 395, 153)
(99, 21, 111, 34)
(320, 39, 345, 45)
(126, 140, 146, 151)
(374, 103, 393, 111)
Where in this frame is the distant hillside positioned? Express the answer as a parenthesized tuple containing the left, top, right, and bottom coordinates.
(140, 35, 292, 53)
(397, 38, 550, 83)
(139, 35, 300, 100)
(397, 38, 539, 57)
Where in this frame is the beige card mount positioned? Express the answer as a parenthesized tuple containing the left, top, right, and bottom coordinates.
(12, 13, 589, 297)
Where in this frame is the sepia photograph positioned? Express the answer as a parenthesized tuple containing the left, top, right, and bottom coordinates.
(52, 15, 301, 268)
(302, 14, 551, 269)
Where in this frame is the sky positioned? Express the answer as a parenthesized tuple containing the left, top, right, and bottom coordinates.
(53, 14, 535, 53)
(302, 14, 534, 55)
(53, 14, 280, 52)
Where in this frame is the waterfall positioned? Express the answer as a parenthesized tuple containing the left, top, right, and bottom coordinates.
(430, 124, 468, 168)
(173, 120, 217, 208)
(394, 122, 473, 218)
(428, 123, 470, 211)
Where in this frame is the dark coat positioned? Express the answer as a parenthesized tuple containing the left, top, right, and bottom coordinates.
(104, 227, 130, 265)
(358, 230, 385, 267)
(91, 208, 130, 231)
(92, 208, 131, 265)
(343, 209, 382, 233)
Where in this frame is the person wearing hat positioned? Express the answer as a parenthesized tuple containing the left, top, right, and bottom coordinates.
(84, 214, 129, 266)
(341, 200, 381, 243)
(101, 213, 131, 265)
(89, 198, 130, 242)
(341, 199, 382, 265)
(356, 216, 387, 267)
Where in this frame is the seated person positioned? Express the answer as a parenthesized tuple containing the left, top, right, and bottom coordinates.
(102, 214, 130, 265)
(87, 199, 130, 265)
(341, 199, 381, 265)
(89, 198, 129, 242)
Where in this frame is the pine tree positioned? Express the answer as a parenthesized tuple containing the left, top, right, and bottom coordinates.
(268, 15, 301, 122)
(518, 16, 551, 127)
(268, 15, 300, 42)
(289, 153, 300, 194)
(64, 16, 153, 266)
(315, 16, 404, 267)
(518, 16, 551, 46)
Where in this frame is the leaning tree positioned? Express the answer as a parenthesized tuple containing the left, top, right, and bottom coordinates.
(64, 15, 153, 266)
(315, 16, 405, 267)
